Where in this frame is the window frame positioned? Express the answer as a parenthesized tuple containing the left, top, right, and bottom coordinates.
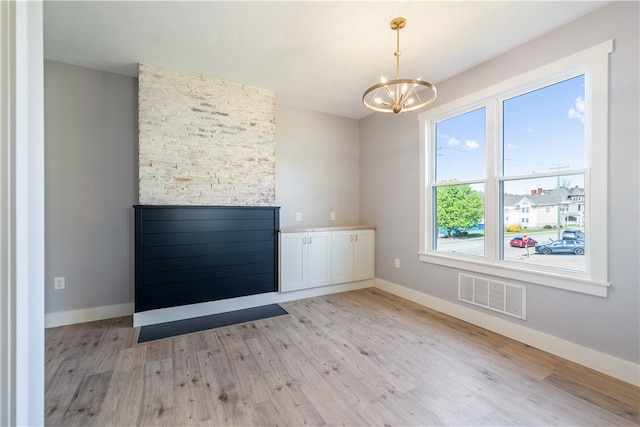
(418, 40, 613, 297)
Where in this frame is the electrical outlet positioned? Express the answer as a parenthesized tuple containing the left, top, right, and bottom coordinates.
(54, 276, 65, 290)
(330, 212, 336, 221)
(394, 258, 400, 269)
(296, 212, 302, 221)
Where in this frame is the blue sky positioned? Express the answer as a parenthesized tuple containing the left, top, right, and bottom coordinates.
(435, 75, 585, 195)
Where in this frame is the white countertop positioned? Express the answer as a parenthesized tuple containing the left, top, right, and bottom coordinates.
(280, 225, 376, 233)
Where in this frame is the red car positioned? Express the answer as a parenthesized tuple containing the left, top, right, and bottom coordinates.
(509, 236, 537, 248)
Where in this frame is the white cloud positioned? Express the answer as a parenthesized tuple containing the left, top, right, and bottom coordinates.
(568, 96, 585, 124)
(447, 137, 460, 147)
(465, 139, 479, 149)
(507, 143, 517, 149)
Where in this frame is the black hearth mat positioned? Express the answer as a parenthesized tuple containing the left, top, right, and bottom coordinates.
(137, 304, 288, 343)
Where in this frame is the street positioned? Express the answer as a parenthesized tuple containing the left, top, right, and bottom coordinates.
(436, 231, 585, 271)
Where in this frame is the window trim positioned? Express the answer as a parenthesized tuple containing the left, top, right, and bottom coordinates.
(418, 40, 613, 297)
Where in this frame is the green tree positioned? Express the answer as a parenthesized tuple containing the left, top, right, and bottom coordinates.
(437, 181, 484, 236)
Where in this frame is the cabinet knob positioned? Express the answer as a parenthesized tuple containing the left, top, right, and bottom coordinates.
(309, 236, 312, 244)
(303, 237, 307, 245)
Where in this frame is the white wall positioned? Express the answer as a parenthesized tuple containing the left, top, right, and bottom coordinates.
(44, 61, 137, 323)
(360, 1, 639, 368)
(276, 105, 360, 228)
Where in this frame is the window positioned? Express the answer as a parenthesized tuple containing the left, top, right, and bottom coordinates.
(419, 40, 612, 296)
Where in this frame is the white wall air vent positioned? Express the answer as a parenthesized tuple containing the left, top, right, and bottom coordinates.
(458, 273, 526, 320)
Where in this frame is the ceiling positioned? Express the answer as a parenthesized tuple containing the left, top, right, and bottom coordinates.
(44, 1, 609, 119)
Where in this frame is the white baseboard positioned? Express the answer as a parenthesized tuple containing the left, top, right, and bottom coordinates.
(45, 302, 134, 328)
(133, 280, 373, 327)
(374, 278, 640, 387)
(44, 281, 373, 329)
(274, 279, 373, 310)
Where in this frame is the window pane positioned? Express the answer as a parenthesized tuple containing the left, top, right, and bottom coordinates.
(435, 108, 485, 182)
(502, 175, 585, 272)
(435, 182, 484, 257)
(503, 75, 585, 177)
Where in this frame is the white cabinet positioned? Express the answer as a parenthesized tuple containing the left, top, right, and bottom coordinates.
(280, 227, 375, 292)
(330, 230, 354, 284)
(280, 231, 331, 292)
(331, 229, 375, 285)
(353, 229, 375, 281)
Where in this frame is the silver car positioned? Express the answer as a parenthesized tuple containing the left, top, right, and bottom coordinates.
(535, 239, 585, 255)
(562, 229, 585, 240)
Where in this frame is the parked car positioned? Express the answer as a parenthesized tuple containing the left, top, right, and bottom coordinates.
(562, 229, 585, 240)
(509, 236, 538, 248)
(535, 239, 585, 255)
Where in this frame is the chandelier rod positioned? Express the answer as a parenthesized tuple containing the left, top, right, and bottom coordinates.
(395, 22, 401, 81)
(393, 18, 403, 103)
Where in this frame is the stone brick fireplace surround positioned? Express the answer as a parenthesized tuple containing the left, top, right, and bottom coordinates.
(138, 63, 276, 206)
(135, 64, 278, 323)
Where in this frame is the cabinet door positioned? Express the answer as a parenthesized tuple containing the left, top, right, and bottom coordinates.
(306, 231, 331, 288)
(354, 229, 375, 281)
(331, 230, 354, 284)
(280, 232, 307, 292)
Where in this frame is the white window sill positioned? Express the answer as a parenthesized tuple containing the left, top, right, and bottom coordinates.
(418, 252, 610, 297)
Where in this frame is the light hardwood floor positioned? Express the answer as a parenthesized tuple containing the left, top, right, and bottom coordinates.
(45, 288, 639, 426)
